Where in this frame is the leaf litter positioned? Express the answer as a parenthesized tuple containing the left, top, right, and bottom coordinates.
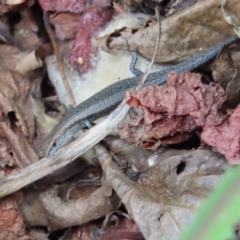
(0, 0, 240, 239)
(95, 141, 227, 240)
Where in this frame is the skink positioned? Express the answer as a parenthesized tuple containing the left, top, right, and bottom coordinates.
(44, 35, 238, 156)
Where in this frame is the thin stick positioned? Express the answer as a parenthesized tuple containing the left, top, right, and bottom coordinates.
(136, 6, 161, 90)
(43, 11, 76, 107)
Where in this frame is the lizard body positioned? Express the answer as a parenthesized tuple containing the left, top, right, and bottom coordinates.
(44, 35, 238, 156)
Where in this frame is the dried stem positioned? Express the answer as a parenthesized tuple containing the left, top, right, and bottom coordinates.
(43, 11, 76, 107)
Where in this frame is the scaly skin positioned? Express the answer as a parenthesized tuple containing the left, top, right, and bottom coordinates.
(44, 35, 238, 156)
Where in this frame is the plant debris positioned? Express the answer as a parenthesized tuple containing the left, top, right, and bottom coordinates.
(97, 0, 240, 63)
(118, 71, 226, 148)
(202, 104, 240, 164)
(0, 0, 240, 239)
(95, 143, 227, 240)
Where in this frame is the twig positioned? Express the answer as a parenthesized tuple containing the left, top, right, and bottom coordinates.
(43, 11, 76, 107)
(136, 6, 161, 90)
(0, 100, 130, 197)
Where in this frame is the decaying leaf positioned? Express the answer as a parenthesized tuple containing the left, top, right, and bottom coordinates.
(16, 43, 53, 75)
(1, 1, 239, 239)
(97, 0, 240, 63)
(0, 46, 37, 138)
(32, 157, 89, 190)
(49, 12, 81, 40)
(212, 45, 240, 108)
(95, 144, 228, 240)
(68, 6, 114, 73)
(38, 0, 112, 13)
(0, 20, 24, 51)
(163, 0, 199, 16)
(0, 122, 38, 169)
(0, 0, 37, 34)
(0, 191, 34, 240)
(21, 177, 114, 230)
(201, 104, 240, 165)
(78, 218, 144, 240)
(117, 71, 226, 149)
(5, 0, 26, 5)
(113, 0, 143, 13)
(28, 229, 49, 240)
(117, 69, 240, 164)
(104, 135, 155, 172)
(0, 47, 42, 170)
(31, 95, 62, 157)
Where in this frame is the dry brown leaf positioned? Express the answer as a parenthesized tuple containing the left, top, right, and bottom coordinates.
(38, 0, 112, 12)
(104, 135, 193, 171)
(114, 0, 142, 12)
(33, 158, 89, 190)
(21, 181, 114, 230)
(57, 167, 102, 201)
(0, 191, 34, 240)
(104, 135, 154, 172)
(76, 218, 143, 240)
(28, 229, 49, 240)
(164, 0, 199, 16)
(31, 97, 61, 157)
(0, 122, 38, 168)
(117, 71, 226, 149)
(68, 6, 114, 73)
(212, 45, 240, 108)
(5, 0, 26, 5)
(201, 104, 240, 164)
(128, 72, 226, 126)
(0, 46, 37, 140)
(118, 113, 196, 150)
(40, 185, 113, 230)
(97, 0, 240, 63)
(0, 20, 24, 51)
(0, 1, 38, 43)
(0, 45, 41, 170)
(49, 12, 81, 40)
(95, 144, 227, 240)
(16, 43, 53, 74)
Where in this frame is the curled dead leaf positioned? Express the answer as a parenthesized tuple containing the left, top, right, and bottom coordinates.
(38, 0, 112, 12)
(49, 12, 81, 40)
(0, 44, 44, 169)
(0, 122, 38, 169)
(97, 0, 239, 63)
(22, 182, 114, 230)
(118, 71, 226, 149)
(28, 229, 49, 240)
(0, 191, 34, 240)
(212, 44, 240, 108)
(5, 0, 26, 5)
(95, 144, 227, 240)
(201, 104, 240, 164)
(16, 43, 53, 75)
(104, 135, 154, 172)
(0, 47, 37, 139)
